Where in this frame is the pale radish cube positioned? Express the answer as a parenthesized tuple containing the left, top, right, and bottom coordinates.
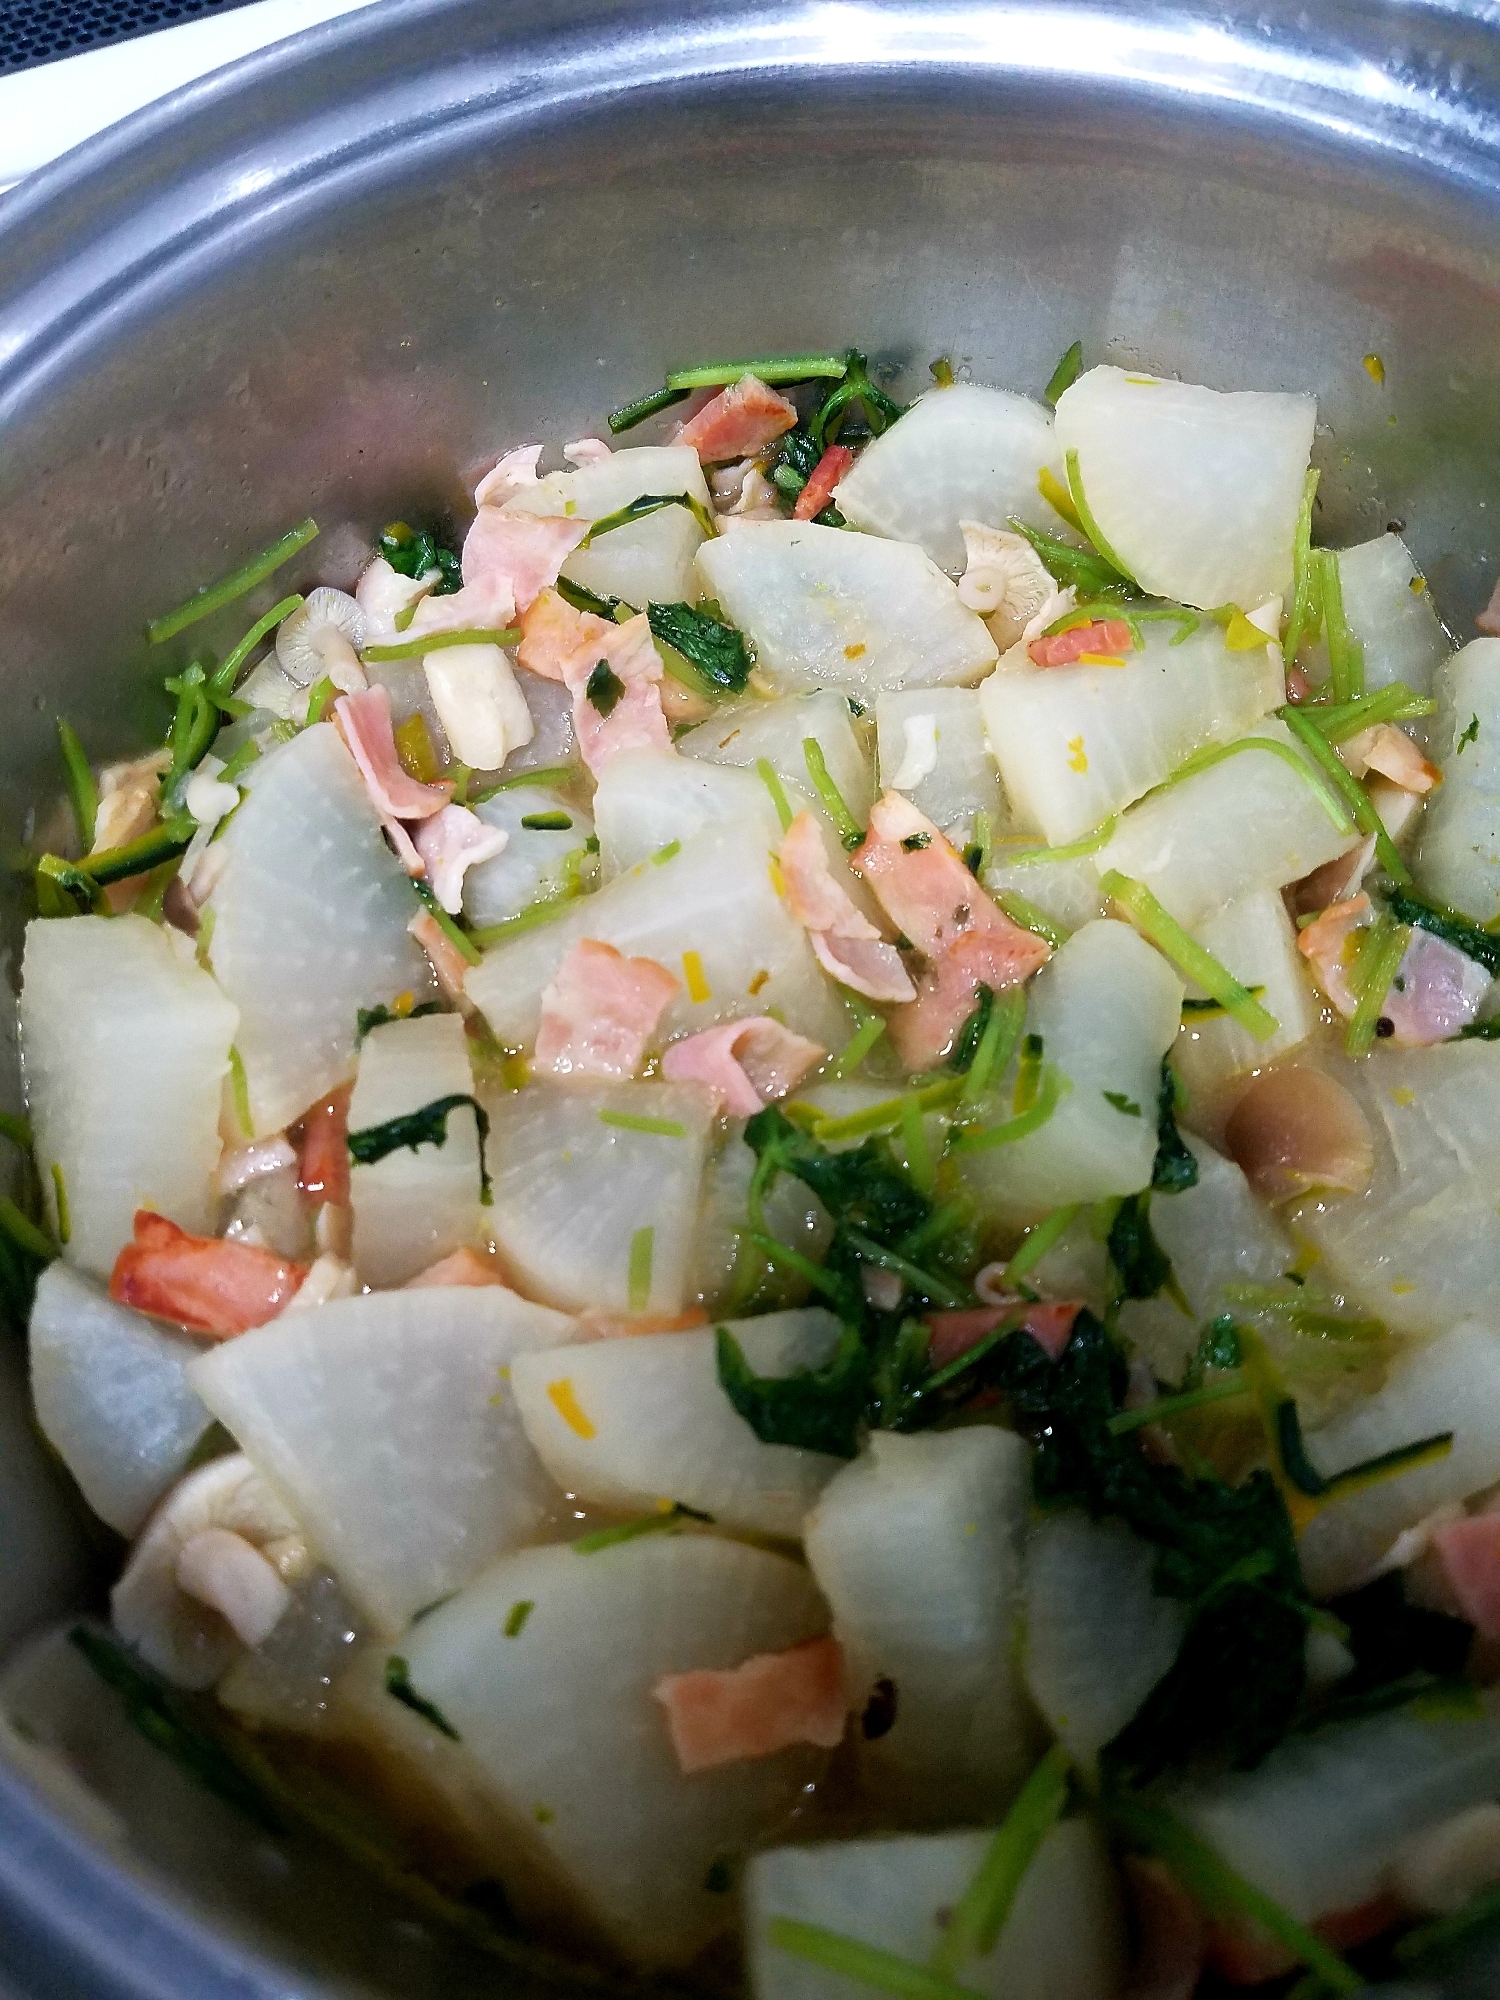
(1332, 534, 1450, 701)
(204, 723, 436, 1135)
(696, 521, 997, 694)
(511, 1309, 844, 1537)
(188, 1286, 574, 1637)
(803, 1429, 1036, 1821)
(465, 822, 850, 1053)
(347, 1014, 483, 1288)
(593, 749, 782, 878)
(679, 688, 874, 829)
(1053, 365, 1315, 610)
(504, 444, 712, 607)
(1093, 722, 1359, 929)
(1298, 1043, 1500, 1336)
(363, 657, 451, 762)
(980, 621, 1283, 846)
(875, 689, 1006, 839)
(1414, 640, 1500, 921)
(747, 1817, 1126, 2000)
(691, 1128, 833, 1312)
(20, 914, 238, 1278)
(398, 1533, 832, 1967)
(1022, 1514, 1186, 1775)
(1172, 889, 1319, 1101)
(833, 385, 1068, 574)
(28, 1261, 211, 1535)
(460, 784, 593, 929)
(1165, 1697, 1500, 1925)
(483, 1078, 714, 1313)
(1296, 1319, 1500, 1598)
(957, 920, 1183, 1227)
(984, 846, 1106, 932)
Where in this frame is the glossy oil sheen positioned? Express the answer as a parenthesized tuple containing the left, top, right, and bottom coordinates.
(2, 3, 1500, 1996)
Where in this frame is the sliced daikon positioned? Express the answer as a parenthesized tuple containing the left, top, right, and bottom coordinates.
(874, 689, 1007, 838)
(592, 749, 782, 879)
(1332, 534, 1450, 699)
(1296, 1319, 1500, 1597)
(832, 385, 1068, 574)
(364, 658, 451, 762)
(1053, 366, 1315, 609)
(680, 688, 874, 826)
(803, 1428, 1036, 1821)
(984, 846, 1105, 932)
(696, 521, 997, 694)
(399, 1533, 832, 1967)
(1093, 722, 1357, 928)
(483, 1077, 714, 1313)
(204, 722, 435, 1135)
(504, 445, 712, 608)
(511, 1309, 844, 1537)
(465, 821, 850, 1052)
(747, 1818, 1126, 2000)
(980, 621, 1283, 846)
(461, 783, 593, 929)
(28, 1261, 211, 1535)
(20, 913, 237, 1278)
(1414, 639, 1500, 921)
(691, 1128, 833, 1312)
(347, 1013, 483, 1288)
(957, 920, 1183, 1227)
(188, 1286, 574, 1636)
(1172, 889, 1319, 1101)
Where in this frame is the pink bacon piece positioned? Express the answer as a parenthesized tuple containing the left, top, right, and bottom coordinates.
(335, 687, 453, 874)
(405, 1246, 512, 1289)
(675, 373, 798, 463)
(518, 592, 669, 776)
(661, 1017, 825, 1118)
(535, 937, 680, 1079)
(1028, 617, 1135, 667)
(888, 928, 1046, 1071)
(925, 1300, 1081, 1372)
(110, 1211, 306, 1339)
(472, 443, 543, 509)
(409, 908, 471, 1001)
(793, 444, 855, 522)
(1382, 928, 1493, 1046)
(1339, 722, 1441, 793)
(1297, 893, 1372, 1017)
(1478, 575, 1500, 635)
(460, 509, 589, 621)
(653, 1636, 846, 1774)
(779, 810, 915, 1004)
(1430, 1514, 1500, 1638)
(412, 804, 508, 914)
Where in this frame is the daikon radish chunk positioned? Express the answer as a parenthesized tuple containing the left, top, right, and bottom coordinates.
(1413, 639, 1500, 921)
(204, 723, 436, 1136)
(397, 1534, 831, 1968)
(957, 920, 1183, 1227)
(347, 1014, 483, 1288)
(696, 521, 997, 694)
(20, 914, 237, 1277)
(1173, 889, 1320, 1099)
(679, 688, 874, 830)
(803, 1429, 1037, 1821)
(460, 783, 593, 930)
(189, 1286, 573, 1637)
(874, 689, 1007, 838)
(1022, 1513, 1186, 1774)
(1165, 1696, 1500, 1926)
(593, 749, 782, 878)
(1093, 722, 1355, 929)
(465, 822, 849, 1054)
(832, 385, 1069, 573)
(1297, 1043, 1500, 1336)
(1296, 1320, 1500, 1598)
(483, 1077, 714, 1313)
(746, 1817, 1126, 2000)
(980, 620, 1283, 846)
(690, 1128, 832, 1312)
(504, 444, 712, 607)
(1053, 366, 1315, 609)
(1332, 534, 1450, 700)
(28, 1261, 211, 1535)
(511, 1309, 844, 1536)
(983, 846, 1106, 932)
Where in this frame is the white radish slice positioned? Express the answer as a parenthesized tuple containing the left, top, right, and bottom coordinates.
(504, 445, 712, 608)
(679, 687, 874, 834)
(874, 688, 1007, 839)
(1325, 534, 1450, 702)
(1053, 365, 1316, 610)
(690, 1127, 832, 1313)
(592, 749, 782, 878)
(460, 783, 593, 930)
(189, 1286, 574, 1636)
(1172, 888, 1320, 1102)
(397, 1533, 831, 1968)
(205, 722, 436, 1136)
(1414, 638, 1500, 921)
(20, 913, 237, 1278)
(832, 385, 1069, 574)
(983, 846, 1105, 932)
(511, 1309, 844, 1537)
(696, 521, 997, 694)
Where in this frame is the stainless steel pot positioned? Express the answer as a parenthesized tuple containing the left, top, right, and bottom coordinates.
(3, 3, 1500, 1993)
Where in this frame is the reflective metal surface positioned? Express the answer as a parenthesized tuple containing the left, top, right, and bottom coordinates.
(4, 2, 1500, 1993)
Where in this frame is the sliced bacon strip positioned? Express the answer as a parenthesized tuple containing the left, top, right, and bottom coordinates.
(404, 1246, 512, 1289)
(780, 810, 916, 1004)
(517, 588, 615, 684)
(853, 791, 1048, 971)
(563, 437, 612, 466)
(1429, 1514, 1500, 1638)
(412, 804, 508, 915)
(334, 688, 453, 846)
(793, 443, 855, 522)
(1028, 617, 1135, 667)
(297, 1087, 351, 1208)
(473, 443, 543, 509)
(535, 937, 680, 1078)
(408, 908, 471, 1003)
(1382, 928, 1493, 1046)
(653, 1635, 846, 1774)
(1296, 892, 1372, 1017)
(518, 592, 670, 774)
(406, 572, 521, 641)
(460, 508, 588, 617)
(660, 1017, 825, 1117)
(675, 374, 797, 463)
(889, 927, 1047, 1071)
(572, 654, 671, 778)
(110, 1211, 306, 1338)
(1478, 575, 1500, 636)
(925, 1300, 1081, 1371)
(1339, 722, 1441, 794)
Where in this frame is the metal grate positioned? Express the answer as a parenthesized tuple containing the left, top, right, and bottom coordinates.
(0, 0, 266, 73)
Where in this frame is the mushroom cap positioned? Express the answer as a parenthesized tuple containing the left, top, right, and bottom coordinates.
(1223, 1064, 1375, 1204)
(276, 586, 367, 688)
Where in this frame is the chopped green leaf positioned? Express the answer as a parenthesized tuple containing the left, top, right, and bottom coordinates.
(934, 1743, 1071, 1973)
(948, 984, 994, 1074)
(347, 1094, 491, 1202)
(828, 1000, 888, 1080)
(1102, 872, 1280, 1041)
(1459, 712, 1481, 753)
(56, 719, 98, 850)
(385, 1655, 460, 1738)
(767, 1918, 985, 2000)
(412, 877, 483, 967)
(628, 1225, 653, 1311)
(1279, 705, 1410, 884)
(1043, 339, 1084, 407)
(809, 349, 904, 449)
(378, 522, 461, 593)
(1103, 1091, 1142, 1117)
(570, 1503, 707, 1554)
(1106, 1374, 1251, 1435)
(147, 518, 319, 646)
(598, 1109, 687, 1138)
(585, 659, 625, 718)
(1297, 680, 1435, 742)
(520, 811, 573, 832)
(504, 1600, 533, 1637)
(581, 492, 716, 547)
(1388, 886, 1500, 976)
(802, 737, 865, 849)
(646, 601, 751, 694)
(900, 832, 930, 853)
(1151, 1058, 1198, 1195)
(1344, 914, 1410, 1056)
(1003, 1203, 1080, 1285)
(363, 626, 521, 663)
(1282, 469, 1322, 666)
(356, 999, 446, 1041)
(1006, 518, 1137, 600)
(929, 357, 956, 388)
(1316, 547, 1365, 703)
(1107, 1191, 1187, 1311)
(666, 354, 847, 391)
(606, 384, 692, 436)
